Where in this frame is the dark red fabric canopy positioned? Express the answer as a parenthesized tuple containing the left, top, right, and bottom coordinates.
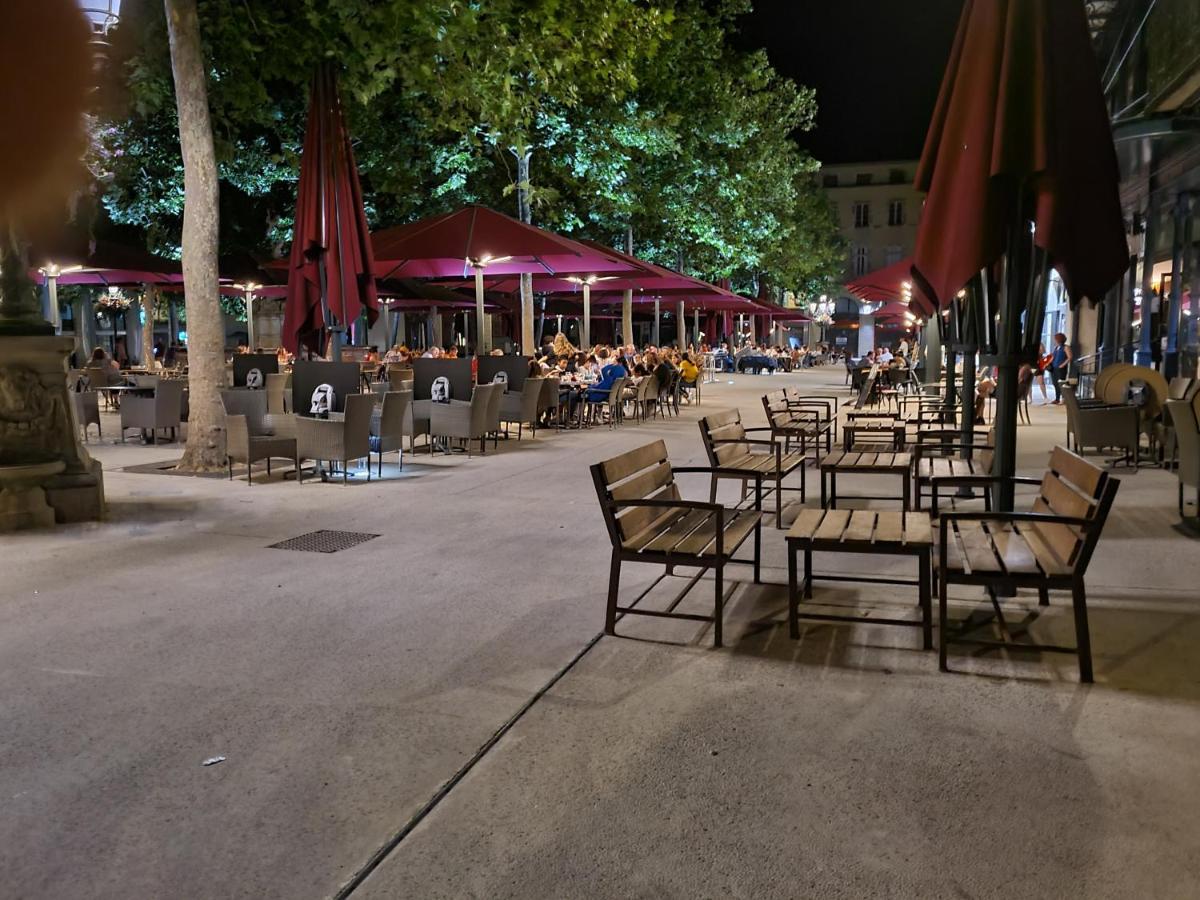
(284, 66, 379, 353)
(845, 257, 922, 303)
(371, 206, 634, 279)
(911, 0, 1127, 315)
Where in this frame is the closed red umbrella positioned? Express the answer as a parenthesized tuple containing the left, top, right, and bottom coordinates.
(910, 0, 1127, 512)
(911, 0, 1126, 312)
(284, 66, 379, 356)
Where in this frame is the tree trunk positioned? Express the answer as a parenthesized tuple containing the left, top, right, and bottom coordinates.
(514, 148, 535, 354)
(165, 0, 225, 470)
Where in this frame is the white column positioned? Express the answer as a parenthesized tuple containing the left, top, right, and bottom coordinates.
(859, 314, 876, 356)
(245, 290, 256, 350)
(677, 300, 686, 346)
(653, 299, 661, 345)
(474, 267, 487, 353)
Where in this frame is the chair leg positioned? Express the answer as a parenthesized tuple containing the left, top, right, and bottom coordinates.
(1038, 585, 1050, 607)
(753, 521, 761, 583)
(228, 458, 233, 480)
(710, 474, 718, 503)
(938, 568, 949, 672)
(605, 551, 621, 635)
(1071, 579, 1094, 683)
(775, 477, 782, 529)
(713, 561, 724, 648)
(266, 458, 271, 478)
(295, 456, 303, 484)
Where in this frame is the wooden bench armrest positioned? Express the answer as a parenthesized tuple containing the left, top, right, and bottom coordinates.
(915, 442, 996, 458)
(673, 465, 767, 482)
(929, 473, 1024, 487)
(931, 474, 1041, 487)
(710, 438, 779, 448)
(608, 498, 722, 513)
(939, 511, 1092, 528)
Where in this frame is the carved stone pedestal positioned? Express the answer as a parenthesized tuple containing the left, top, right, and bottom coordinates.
(0, 336, 105, 531)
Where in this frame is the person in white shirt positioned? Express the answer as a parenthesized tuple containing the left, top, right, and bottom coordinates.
(878, 346, 894, 364)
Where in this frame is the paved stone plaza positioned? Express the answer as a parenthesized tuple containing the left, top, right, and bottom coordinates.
(2, 368, 1198, 898)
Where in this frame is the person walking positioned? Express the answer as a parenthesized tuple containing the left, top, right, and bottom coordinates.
(1049, 332, 1071, 404)
(1033, 341, 1051, 403)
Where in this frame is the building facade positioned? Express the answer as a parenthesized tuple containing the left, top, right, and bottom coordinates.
(1069, 0, 1200, 381)
(820, 159, 924, 354)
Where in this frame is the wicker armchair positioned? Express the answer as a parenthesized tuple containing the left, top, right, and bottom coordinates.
(500, 377, 543, 439)
(1062, 385, 1140, 468)
(119, 380, 185, 443)
(294, 393, 374, 484)
(266, 372, 289, 414)
(538, 376, 561, 427)
(222, 391, 296, 484)
(430, 382, 497, 457)
(71, 390, 101, 442)
(370, 390, 412, 475)
(631, 375, 660, 422)
(1166, 399, 1200, 519)
(485, 378, 504, 448)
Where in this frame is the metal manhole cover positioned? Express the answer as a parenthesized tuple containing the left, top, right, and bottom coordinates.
(268, 530, 380, 553)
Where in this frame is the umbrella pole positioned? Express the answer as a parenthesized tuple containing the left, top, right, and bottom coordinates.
(942, 332, 957, 423)
(474, 266, 486, 354)
(991, 196, 1032, 514)
(582, 282, 591, 350)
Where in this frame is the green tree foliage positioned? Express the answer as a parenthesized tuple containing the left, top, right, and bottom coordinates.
(94, 0, 842, 299)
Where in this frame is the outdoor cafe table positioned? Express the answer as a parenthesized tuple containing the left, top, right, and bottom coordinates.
(819, 449, 912, 509)
(786, 508, 933, 649)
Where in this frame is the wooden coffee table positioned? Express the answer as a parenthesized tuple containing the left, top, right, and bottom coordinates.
(820, 449, 912, 509)
(786, 508, 933, 649)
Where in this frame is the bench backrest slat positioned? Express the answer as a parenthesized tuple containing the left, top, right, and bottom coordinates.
(700, 410, 749, 465)
(592, 440, 681, 546)
(1024, 447, 1115, 572)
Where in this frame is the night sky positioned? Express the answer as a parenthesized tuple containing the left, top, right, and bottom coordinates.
(738, 0, 965, 164)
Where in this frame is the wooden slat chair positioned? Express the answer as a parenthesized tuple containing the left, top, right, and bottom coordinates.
(762, 390, 833, 461)
(936, 446, 1120, 683)
(699, 409, 806, 528)
(783, 389, 839, 445)
(591, 440, 764, 648)
(913, 428, 996, 514)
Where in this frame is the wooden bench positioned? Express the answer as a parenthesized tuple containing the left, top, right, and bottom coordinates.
(699, 409, 806, 528)
(937, 446, 1120, 683)
(783, 389, 840, 445)
(762, 390, 834, 461)
(591, 440, 764, 647)
(913, 428, 995, 514)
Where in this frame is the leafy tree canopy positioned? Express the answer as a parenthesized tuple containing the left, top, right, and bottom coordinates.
(91, 0, 842, 301)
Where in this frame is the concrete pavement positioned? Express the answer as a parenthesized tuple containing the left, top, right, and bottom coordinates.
(2, 368, 1198, 898)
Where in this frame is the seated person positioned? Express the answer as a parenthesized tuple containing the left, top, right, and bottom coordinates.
(713, 342, 736, 372)
(586, 348, 626, 402)
(678, 352, 700, 400)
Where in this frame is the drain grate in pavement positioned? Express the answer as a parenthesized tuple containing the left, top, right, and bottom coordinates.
(268, 530, 380, 553)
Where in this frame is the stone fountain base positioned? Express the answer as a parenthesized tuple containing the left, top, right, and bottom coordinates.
(0, 335, 105, 532)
